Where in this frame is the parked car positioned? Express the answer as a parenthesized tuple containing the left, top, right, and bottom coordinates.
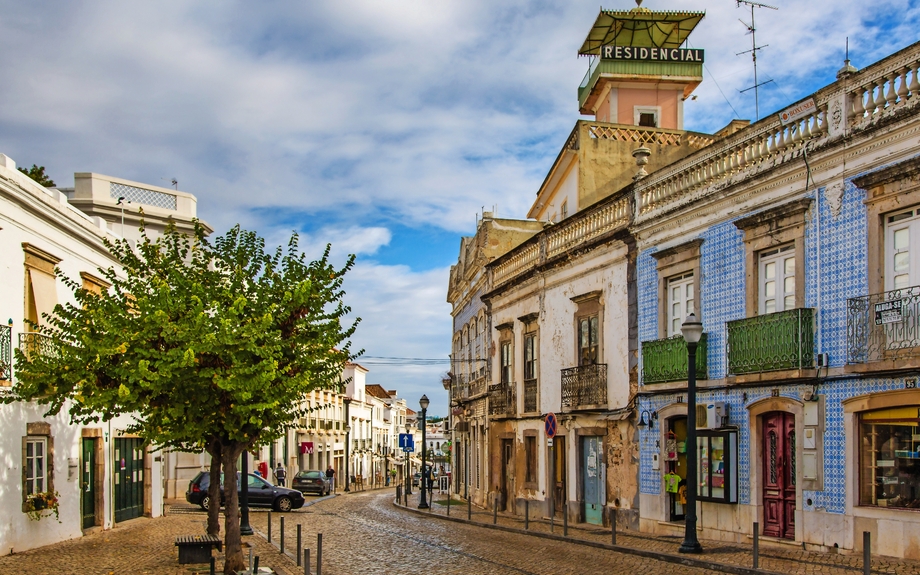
(292, 470, 331, 496)
(412, 472, 421, 487)
(186, 472, 305, 512)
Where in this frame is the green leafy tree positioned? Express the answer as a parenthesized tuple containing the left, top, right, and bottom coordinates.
(17, 164, 56, 187)
(6, 222, 359, 573)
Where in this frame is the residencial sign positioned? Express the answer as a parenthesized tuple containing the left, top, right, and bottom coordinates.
(601, 45, 704, 63)
(875, 299, 904, 325)
(779, 98, 817, 125)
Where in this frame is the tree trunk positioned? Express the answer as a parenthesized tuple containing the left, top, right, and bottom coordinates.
(222, 441, 246, 574)
(205, 439, 222, 537)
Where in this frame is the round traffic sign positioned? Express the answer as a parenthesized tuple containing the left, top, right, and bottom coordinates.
(545, 412, 557, 438)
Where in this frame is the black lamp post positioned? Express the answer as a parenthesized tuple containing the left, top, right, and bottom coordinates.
(679, 312, 704, 554)
(418, 394, 430, 509)
(344, 397, 352, 493)
(240, 450, 253, 536)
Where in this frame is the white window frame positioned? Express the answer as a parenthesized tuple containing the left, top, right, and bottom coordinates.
(886, 208, 919, 291)
(25, 436, 47, 495)
(634, 106, 661, 128)
(759, 245, 796, 314)
(560, 201, 568, 221)
(667, 272, 695, 337)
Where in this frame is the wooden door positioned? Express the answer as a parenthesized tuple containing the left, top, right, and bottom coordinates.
(553, 438, 566, 517)
(583, 436, 604, 525)
(114, 438, 144, 522)
(762, 412, 796, 539)
(500, 439, 513, 511)
(81, 438, 96, 529)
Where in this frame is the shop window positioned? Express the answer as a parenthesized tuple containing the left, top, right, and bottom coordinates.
(859, 407, 920, 509)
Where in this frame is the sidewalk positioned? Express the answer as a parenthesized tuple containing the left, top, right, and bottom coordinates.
(395, 485, 920, 575)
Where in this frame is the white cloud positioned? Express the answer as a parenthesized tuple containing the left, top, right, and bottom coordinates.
(1, 0, 916, 413)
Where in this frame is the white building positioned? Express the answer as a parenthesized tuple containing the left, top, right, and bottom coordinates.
(0, 156, 210, 551)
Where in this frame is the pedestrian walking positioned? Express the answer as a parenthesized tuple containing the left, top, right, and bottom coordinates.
(326, 465, 336, 493)
(274, 463, 286, 487)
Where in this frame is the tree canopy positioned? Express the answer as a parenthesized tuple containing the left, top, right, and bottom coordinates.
(17, 164, 55, 187)
(7, 222, 360, 572)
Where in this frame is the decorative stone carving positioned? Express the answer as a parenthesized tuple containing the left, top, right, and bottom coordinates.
(824, 181, 845, 219)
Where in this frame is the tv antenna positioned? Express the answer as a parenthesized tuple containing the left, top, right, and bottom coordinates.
(736, 0, 777, 120)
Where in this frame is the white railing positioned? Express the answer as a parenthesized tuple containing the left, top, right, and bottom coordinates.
(491, 195, 630, 288)
(634, 44, 920, 221)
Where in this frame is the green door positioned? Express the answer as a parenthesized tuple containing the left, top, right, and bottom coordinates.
(114, 438, 144, 522)
(81, 438, 96, 529)
(583, 436, 604, 525)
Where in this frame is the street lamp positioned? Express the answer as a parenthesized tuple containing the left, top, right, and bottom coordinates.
(344, 397, 352, 493)
(679, 312, 704, 554)
(418, 394, 430, 509)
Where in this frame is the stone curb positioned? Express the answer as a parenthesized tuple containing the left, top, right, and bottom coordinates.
(391, 498, 784, 575)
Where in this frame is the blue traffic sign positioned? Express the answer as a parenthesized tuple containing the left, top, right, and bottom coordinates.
(399, 433, 415, 449)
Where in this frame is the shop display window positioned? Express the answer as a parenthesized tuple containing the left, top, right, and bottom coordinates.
(697, 429, 738, 503)
(860, 408, 920, 509)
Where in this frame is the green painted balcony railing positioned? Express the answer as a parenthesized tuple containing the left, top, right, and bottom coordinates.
(642, 333, 708, 384)
(726, 308, 815, 375)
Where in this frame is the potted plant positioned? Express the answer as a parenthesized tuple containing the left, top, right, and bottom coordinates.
(24, 491, 61, 522)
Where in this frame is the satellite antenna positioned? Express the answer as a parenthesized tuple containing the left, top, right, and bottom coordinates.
(736, 0, 778, 121)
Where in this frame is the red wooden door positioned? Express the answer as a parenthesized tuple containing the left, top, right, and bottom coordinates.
(762, 412, 796, 539)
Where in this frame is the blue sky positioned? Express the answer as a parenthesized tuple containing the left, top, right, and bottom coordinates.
(1, 0, 918, 416)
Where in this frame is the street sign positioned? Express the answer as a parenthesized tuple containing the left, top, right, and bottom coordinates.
(399, 433, 415, 449)
(545, 412, 557, 438)
(402, 446, 414, 453)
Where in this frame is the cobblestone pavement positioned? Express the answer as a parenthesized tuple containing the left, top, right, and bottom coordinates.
(398, 487, 920, 575)
(6, 487, 920, 575)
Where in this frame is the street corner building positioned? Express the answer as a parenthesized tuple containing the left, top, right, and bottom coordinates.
(445, 2, 920, 561)
(0, 159, 208, 552)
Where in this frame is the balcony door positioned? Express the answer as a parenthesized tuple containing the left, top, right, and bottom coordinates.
(762, 412, 795, 539)
(883, 209, 920, 350)
(582, 436, 604, 525)
(759, 246, 795, 315)
(668, 273, 694, 337)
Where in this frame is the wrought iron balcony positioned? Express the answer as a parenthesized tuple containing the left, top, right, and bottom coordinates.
(560, 364, 607, 409)
(18, 332, 58, 362)
(488, 383, 516, 417)
(0, 324, 10, 382)
(642, 334, 708, 384)
(726, 308, 814, 375)
(847, 286, 920, 364)
(523, 378, 538, 413)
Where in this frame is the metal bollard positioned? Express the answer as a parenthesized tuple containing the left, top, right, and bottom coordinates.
(610, 507, 616, 545)
(493, 496, 498, 525)
(564, 504, 568, 537)
(864, 531, 871, 575)
(304, 548, 311, 575)
(447, 492, 451, 516)
(753, 522, 759, 569)
(253, 556, 260, 573)
(267, 511, 272, 543)
(525, 500, 529, 530)
(297, 524, 302, 567)
(551, 512, 554, 533)
(280, 515, 285, 554)
(468, 497, 472, 521)
(317, 533, 323, 575)
(209, 556, 215, 575)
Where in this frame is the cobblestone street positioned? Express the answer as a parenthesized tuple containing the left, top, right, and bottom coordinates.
(7, 488, 920, 574)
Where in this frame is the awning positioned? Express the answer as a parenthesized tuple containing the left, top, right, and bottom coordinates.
(578, 9, 705, 55)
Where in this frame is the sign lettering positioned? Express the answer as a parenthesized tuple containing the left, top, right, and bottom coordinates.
(601, 45, 704, 63)
(875, 299, 903, 325)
